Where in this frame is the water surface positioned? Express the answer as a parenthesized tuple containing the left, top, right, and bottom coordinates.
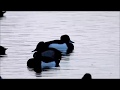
(0, 11, 119, 79)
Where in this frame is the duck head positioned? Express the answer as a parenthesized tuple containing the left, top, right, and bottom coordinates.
(32, 41, 45, 52)
(60, 34, 74, 43)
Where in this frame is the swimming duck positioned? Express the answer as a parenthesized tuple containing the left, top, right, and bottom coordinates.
(0, 46, 7, 55)
(0, 76, 2, 79)
(33, 34, 74, 55)
(82, 73, 92, 79)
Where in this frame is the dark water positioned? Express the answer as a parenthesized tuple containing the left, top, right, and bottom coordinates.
(0, 11, 119, 79)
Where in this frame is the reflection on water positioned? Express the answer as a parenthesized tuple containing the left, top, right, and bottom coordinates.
(0, 11, 119, 79)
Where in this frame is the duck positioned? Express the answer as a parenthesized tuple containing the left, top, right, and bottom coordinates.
(32, 34, 74, 55)
(27, 41, 62, 73)
(0, 46, 7, 55)
(0, 11, 6, 17)
(0, 76, 2, 79)
(82, 73, 92, 79)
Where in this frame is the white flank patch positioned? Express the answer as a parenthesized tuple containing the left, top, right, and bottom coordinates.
(41, 61, 56, 69)
(49, 43, 68, 54)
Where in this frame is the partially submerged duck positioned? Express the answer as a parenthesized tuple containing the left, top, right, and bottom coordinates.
(0, 46, 7, 55)
(0, 76, 2, 79)
(0, 11, 6, 17)
(82, 73, 92, 79)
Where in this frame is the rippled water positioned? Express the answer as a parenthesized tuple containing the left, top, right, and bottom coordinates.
(0, 11, 119, 79)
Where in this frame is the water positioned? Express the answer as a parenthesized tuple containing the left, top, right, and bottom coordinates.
(0, 11, 119, 79)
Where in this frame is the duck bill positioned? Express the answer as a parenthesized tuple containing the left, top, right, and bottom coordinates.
(4, 48, 8, 50)
(32, 50, 35, 52)
(32, 49, 36, 52)
(69, 40, 74, 43)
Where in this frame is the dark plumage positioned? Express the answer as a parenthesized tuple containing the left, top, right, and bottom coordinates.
(0, 46, 7, 55)
(27, 41, 62, 73)
(33, 35, 74, 55)
(82, 73, 92, 79)
(0, 76, 2, 79)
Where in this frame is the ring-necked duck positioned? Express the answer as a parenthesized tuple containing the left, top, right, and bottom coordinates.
(0, 46, 7, 55)
(27, 42, 62, 73)
(33, 34, 74, 55)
